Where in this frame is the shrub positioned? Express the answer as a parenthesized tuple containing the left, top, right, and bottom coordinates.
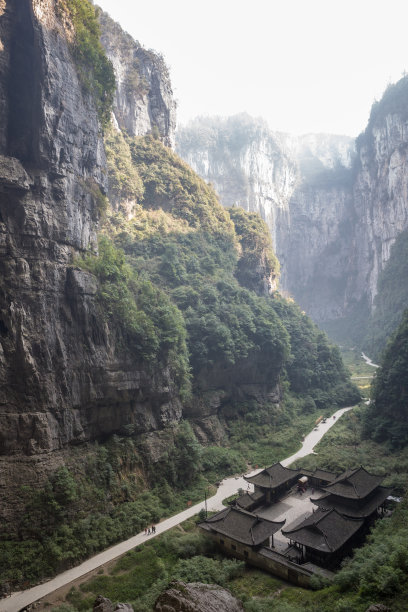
(59, 0, 115, 127)
(172, 555, 244, 586)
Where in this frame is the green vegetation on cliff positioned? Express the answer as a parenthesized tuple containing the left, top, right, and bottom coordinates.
(363, 228, 408, 360)
(102, 135, 357, 409)
(58, 0, 115, 127)
(228, 206, 280, 291)
(106, 136, 289, 383)
(104, 124, 144, 203)
(78, 235, 191, 398)
(364, 309, 408, 448)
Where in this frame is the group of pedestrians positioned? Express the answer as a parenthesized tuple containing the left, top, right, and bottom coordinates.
(144, 525, 156, 536)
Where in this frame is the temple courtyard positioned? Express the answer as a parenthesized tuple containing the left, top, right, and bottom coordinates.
(255, 485, 319, 552)
(200, 463, 392, 585)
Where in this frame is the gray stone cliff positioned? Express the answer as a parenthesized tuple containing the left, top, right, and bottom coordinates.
(0, 2, 283, 533)
(0, 0, 181, 527)
(98, 9, 176, 148)
(177, 108, 408, 330)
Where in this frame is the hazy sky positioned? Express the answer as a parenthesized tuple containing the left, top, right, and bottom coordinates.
(96, 0, 408, 136)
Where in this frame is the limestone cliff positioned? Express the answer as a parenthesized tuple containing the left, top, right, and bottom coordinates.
(0, 1, 286, 537)
(347, 103, 408, 311)
(177, 115, 297, 255)
(176, 98, 408, 336)
(0, 0, 181, 528)
(176, 116, 356, 321)
(98, 9, 176, 148)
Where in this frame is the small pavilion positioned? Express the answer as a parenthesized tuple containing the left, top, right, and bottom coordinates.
(244, 462, 300, 503)
(199, 506, 285, 557)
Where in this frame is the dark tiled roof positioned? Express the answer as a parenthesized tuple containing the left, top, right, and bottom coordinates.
(199, 506, 285, 547)
(245, 463, 300, 489)
(311, 469, 337, 482)
(311, 486, 392, 518)
(299, 469, 337, 481)
(282, 509, 364, 553)
(322, 467, 384, 499)
(235, 490, 264, 510)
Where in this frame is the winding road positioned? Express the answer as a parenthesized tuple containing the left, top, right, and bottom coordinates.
(361, 352, 380, 368)
(0, 405, 353, 612)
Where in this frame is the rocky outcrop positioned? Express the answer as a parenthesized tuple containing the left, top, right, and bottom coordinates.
(154, 581, 244, 612)
(98, 9, 176, 148)
(93, 596, 134, 612)
(177, 115, 297, 254)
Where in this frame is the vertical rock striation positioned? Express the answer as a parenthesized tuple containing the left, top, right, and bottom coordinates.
(0, 0, 181, 527)
(98, 9, 176, 148)
(176, 98, 408, 333)
(347, 112, 408, 311)
(176, 116, 356, 321)
(177, 115, 297, 254)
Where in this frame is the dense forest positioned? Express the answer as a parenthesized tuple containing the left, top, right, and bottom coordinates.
(364, 309, 408, 447)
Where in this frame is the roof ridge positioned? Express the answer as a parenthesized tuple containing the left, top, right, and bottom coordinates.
(313, 520, 333, 552)
(360, 465, 385, 479)
(344, 476, 360, 497)
(313, 509, 330, 525)
(222, 507, 233, 523)
(234, 506, 257, 518)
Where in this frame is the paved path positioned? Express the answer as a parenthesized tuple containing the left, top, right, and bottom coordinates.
(0, 405, 353, 612)
(361, 352, 380, 369)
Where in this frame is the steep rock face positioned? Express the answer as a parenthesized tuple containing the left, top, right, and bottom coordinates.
(176, 116, 356, 320)
(98, 10, 176, 148)
(283, 182, 354, 320)
(185, 356, 282, 444)
(347, 113, 408, 310)
(177, 115, 297, 253)
(0, 0, 181, 525)
(177, 108, 408, 331)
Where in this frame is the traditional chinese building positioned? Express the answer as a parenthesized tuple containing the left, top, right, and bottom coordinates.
(301, 468, 337, 489)
(281, 508, 364, 569)
(244, 462, 300, 503)
(199, 464, 392, 585)
(310, 466, 392, 520)
(199, 506, 285, 560)
(234, 490, 265, 512)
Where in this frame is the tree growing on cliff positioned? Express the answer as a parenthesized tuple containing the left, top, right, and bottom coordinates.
(58, 0, 115, 127)
(364, 309, 408, 448)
